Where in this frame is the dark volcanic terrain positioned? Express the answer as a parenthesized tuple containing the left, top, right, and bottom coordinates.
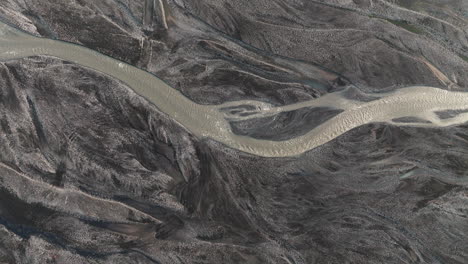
(0, 0, 467, 263)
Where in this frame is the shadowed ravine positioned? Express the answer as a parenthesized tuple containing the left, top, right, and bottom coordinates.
(1, 21, 468, 157)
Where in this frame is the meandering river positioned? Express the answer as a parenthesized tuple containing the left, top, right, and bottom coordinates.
(1, 21, 467, 157)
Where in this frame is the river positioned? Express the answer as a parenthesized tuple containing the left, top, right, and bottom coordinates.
(1, 21, 467, 157)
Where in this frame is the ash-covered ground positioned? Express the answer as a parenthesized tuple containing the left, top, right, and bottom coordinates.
(0, 0, 467, 263)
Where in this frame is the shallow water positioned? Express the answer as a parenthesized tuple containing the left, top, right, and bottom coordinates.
(1, 21, 468, 157)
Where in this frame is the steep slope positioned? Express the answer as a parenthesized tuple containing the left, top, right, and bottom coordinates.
(0, 1, 467, 263)
(180, 0, 468, 90)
